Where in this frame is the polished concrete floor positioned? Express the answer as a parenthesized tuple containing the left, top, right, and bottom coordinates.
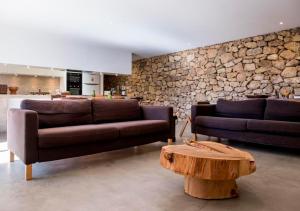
(0, 122, 300, 211)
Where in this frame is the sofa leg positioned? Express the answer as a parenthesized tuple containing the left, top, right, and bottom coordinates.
(25, 164, 32, 181)
(9, 151, 14, 162)
(194, 133, 198, 141)
(168, 138, 173, 145)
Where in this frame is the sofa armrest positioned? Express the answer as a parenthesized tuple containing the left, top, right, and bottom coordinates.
(141, 105, 175, 140)
(7, 109, 39, 164)
(191, 104, 216, 133)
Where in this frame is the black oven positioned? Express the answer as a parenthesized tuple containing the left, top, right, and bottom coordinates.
(67, 70, 82, 95)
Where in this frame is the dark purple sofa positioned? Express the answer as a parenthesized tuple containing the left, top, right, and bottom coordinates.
(7, 99, 175, 180)
(191, 99, 300, 149)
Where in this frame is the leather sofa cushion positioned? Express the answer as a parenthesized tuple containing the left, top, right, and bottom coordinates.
(21, 100, 93, 128)
(264, 99, 300, 122)
(92, 99, 141, 123)
(38, 124, 119, 148)
(195, 116, 247, 131)
(216, 99, 266, 119)
(247, 119, 300, 136)
(103, 120, 169, 137)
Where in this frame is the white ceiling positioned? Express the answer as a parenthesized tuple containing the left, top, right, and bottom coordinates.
(0, 0, 299, 59)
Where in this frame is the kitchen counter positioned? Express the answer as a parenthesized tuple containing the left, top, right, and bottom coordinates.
(0, 94, 52, 132)
(0, 94, 52, 98)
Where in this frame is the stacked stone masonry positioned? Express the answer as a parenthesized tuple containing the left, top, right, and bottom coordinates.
(125, 28, 300, 119)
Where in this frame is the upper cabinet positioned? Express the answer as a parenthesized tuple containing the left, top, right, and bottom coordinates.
(0, 64, 66, 78)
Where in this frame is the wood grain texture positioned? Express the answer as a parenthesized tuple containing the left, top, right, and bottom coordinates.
(160, 141, 255, 180)
(25, 165, 32, 181)
(184, 176, 238, 199)
(160, 141, 256, 199)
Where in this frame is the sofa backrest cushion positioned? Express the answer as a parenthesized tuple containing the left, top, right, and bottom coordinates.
(216, 99, 266, 119)
(21, 99, 93, 128)
(92, 99, 141, 123)
(264, 99, 300, 122)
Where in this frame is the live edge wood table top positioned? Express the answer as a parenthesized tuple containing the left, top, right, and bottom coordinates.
(160, 141, 256, 199)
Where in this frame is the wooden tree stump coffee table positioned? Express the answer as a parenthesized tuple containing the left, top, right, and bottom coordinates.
(160, 140, 256, 199)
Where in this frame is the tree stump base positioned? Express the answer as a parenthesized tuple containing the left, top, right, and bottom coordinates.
(184, 176, 238, 199)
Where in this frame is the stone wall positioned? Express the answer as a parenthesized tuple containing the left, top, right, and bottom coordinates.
(126, 28, 300, 119)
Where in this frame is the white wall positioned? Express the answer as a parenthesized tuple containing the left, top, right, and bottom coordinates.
(0, 24, 132, 74)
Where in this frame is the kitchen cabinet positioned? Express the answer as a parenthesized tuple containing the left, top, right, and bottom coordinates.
(82, 84, 100, 96)
(82, 72, 101, 95)
(82, 72, 100, 85)
(0, 64, 66, 78)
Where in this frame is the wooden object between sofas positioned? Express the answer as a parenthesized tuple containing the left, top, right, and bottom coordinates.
(179, 101, 209, 137)
(179, 117, 199, 140)
(179, 116, 191, 137)
(160, 141, 256, 199)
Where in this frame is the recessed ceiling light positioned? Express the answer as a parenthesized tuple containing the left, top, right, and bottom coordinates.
(279, 21, 283, 25)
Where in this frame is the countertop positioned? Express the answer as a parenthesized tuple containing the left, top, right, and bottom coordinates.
(0, 94, 52, 98)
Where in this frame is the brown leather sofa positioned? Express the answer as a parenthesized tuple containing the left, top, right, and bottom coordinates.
(192, 99, 300, 149)
(7, 99, 175, 180)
